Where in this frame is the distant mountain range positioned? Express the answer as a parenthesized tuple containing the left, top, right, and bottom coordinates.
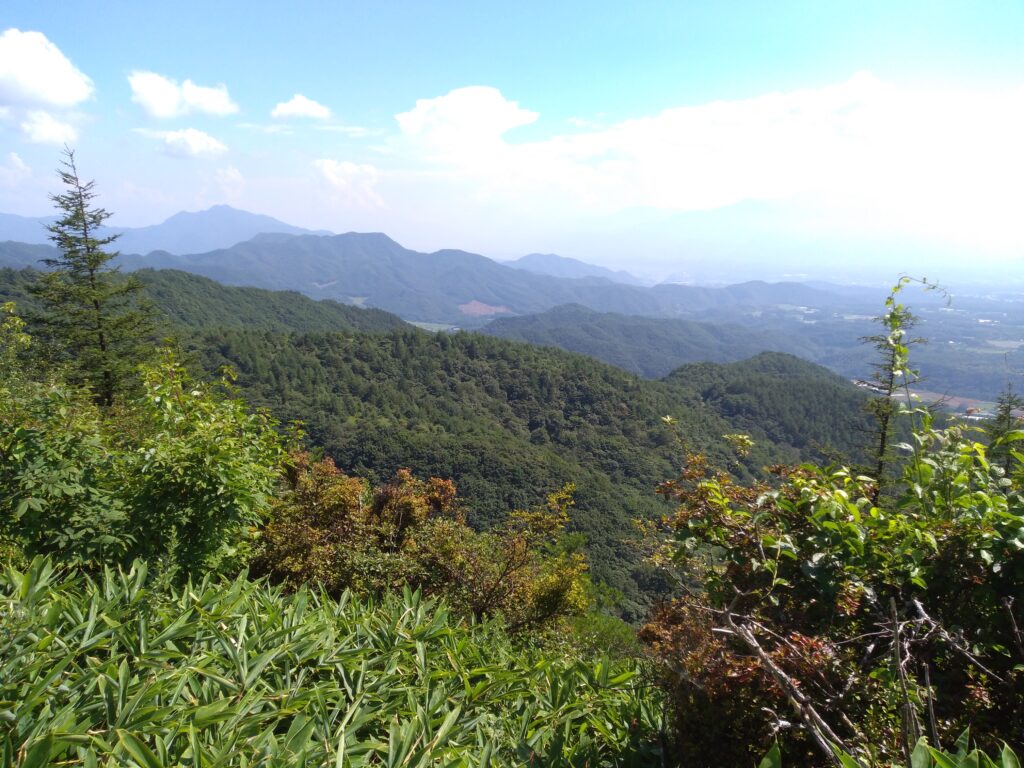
(503, 253, 646, 285)
(0, 213, 58, 244)
(2, 201, 1020, 404)
(0, 205, 330, 256)
(0, 227, 851, 326)
(0, 241, 54, 268)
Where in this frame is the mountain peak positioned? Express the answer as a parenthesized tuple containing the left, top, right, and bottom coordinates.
(505, 252, 645, 285)
(0, 206, 332, 255)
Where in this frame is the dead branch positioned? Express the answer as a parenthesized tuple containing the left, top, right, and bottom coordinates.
(723, 610, 847, 767)
(911, 598, 1005, 683)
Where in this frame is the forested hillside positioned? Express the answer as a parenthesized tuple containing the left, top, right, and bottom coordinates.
(4, 154, 1022, 766)
(665, 353, 876, 456)
(138, 269, 408, 332)
(187, 327, 872, 615)
(0, 262, 874, 614)
(0, 241, 54, 269)
(483, 303, 815, 377)
(2, 0, 1022, 749)
(0, 267, 408, 334)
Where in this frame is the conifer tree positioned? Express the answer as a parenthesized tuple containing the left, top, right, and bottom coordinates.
(986, 384, 1023, 475)
(30, 147, 153, 406)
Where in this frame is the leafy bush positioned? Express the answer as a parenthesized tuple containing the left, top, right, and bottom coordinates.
(759, 732, 1021, 768)
(254, 453, 589, 631)
(642, 283, 1024, 766)
(115, 355, 284, 574)
(0, 557, 664, 766)
(0, 307, 284, 576)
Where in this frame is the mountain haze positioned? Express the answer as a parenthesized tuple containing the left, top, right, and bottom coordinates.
(0, 205, 330, 255)
(72, 231, 845, 325)
(0, 213, 56, 244)
(482, 304, 816, 377)
(504, 253, 645, 285)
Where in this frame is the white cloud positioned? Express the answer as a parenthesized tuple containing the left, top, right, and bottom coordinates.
(21, 110, 77, 144)
(139, 128, 227, 157)
(313, 158, 382, 207)
(272, 93, 330, 120)
(391, 76, 1024, 249)
(128, 71, 238, 118)
(396, 86, 537, 161)
(0, 151, 30, 186)
(181, 79, 237, 116)
(0, 28, 93, 107)
(128, 72, 179, 118)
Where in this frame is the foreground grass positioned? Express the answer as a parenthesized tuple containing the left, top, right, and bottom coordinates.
(0, 558, 662, 767)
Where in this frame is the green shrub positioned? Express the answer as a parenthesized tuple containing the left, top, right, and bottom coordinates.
(759, 733, 1022, 768)
(642, 283, 1024, 765)
(0, 307, 284, 576)
(254, 453, 589, 631)
(0, 556, 664, 766)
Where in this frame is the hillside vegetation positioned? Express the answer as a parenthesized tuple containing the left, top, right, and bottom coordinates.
(0, 267, 408, 334)
(191, 327, 872, 615)
(1, 559, 661, 766)
(483, 303, 815, 377)
(0, 266, 875, 614)
(0, 263, 874, 615)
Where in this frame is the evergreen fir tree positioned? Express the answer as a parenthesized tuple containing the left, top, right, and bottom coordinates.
(986, 384, 1023, 475)
(30, 147, 154, 406)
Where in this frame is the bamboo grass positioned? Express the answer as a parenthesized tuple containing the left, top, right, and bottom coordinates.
(0, 557, 662, 767)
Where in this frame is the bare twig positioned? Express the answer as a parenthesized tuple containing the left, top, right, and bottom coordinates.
(911, 599, 1005, 683)
(922, 663, 940, 750)
(1004, 597, 1024, 660)
(723, 610, 846, 767)
(891, 598, 921, 766)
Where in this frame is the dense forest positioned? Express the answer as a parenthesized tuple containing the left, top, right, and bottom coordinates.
(479, 297, 1024, 404)
(0, 264, 875, 615)
(0, 266, 409, 334)
(482, 302, 815, 377)
(188, 327, 872, 614)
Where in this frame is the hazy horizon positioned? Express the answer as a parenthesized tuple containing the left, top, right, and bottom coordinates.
(2, 2, 1022, 285)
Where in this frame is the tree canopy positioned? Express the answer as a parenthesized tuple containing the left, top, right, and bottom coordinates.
(29, 148, 154, 406)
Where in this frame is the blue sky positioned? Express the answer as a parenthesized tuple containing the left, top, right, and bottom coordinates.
(2, 1, 1023, 281)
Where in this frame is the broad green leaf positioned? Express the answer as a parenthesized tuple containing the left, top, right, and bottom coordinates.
(758, 742, 782, 768)
(117, 730, 163, 768)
